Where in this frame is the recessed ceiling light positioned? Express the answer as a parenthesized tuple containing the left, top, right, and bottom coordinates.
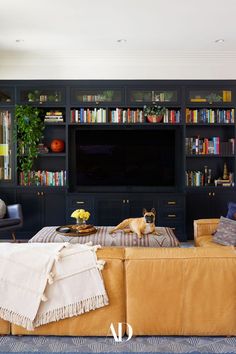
(117, 39, 127, 43)
(15, 39, 24, 43)
(214, 38, 224, 43)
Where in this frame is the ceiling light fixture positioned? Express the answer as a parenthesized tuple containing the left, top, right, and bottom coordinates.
(214, 38, 224, 43)
(15, 39, 24, 43)
(117, 39, 127, 43)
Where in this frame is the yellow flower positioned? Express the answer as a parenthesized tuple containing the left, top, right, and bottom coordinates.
(71, 209, 90, 221)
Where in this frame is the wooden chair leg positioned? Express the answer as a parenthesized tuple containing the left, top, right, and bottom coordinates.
(11, 231, 16, 242)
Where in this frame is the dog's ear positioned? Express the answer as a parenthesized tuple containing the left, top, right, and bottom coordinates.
(151, 208, 156, 215)
(142, 208, 147, 216)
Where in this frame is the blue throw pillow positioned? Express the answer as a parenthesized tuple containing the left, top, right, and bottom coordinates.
(226, 202, 236, 220)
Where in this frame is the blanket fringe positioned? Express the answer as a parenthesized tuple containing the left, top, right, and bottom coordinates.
(34, 293, 109, 328)
(0, 307, 34, 331)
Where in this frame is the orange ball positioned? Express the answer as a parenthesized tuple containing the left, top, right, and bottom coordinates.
(50, 139, 65, 153)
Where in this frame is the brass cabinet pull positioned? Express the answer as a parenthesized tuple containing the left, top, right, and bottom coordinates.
(37, 192, 40, 196)
(126, 199, 129, 203)
(212, 192, 215, 196)
(41, 192, 44, 196)
(208, 192, 212, 196)
(168, 201, 176, 205)
(168, 214, 176, 218)
(76, 201, 85, 204)
(123, 200, 126, 203)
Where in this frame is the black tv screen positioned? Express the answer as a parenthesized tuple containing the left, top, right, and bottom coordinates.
(75, 129, 176, 188)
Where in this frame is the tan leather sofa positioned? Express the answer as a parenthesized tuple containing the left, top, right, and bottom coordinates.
(3, 244, 236, 336)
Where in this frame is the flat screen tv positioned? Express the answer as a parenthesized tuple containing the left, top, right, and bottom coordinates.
(72, 129, 177, 191)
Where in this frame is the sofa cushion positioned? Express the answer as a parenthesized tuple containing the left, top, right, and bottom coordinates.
(226, 201, 236, 220)
(125, 247, 236, 336)
(195, 235, 224, 248)
(0, 319, 10, 334)
(0, 199, 6, 219)
(213, 216, 236, 246)
(0, 218, 21, 228)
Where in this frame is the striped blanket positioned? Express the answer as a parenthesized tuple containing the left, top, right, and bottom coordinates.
(29, 226, 180, 247)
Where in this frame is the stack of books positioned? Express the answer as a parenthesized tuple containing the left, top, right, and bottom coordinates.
(44, 111, 64, 123)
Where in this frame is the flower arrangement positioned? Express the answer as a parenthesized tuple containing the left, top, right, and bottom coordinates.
(71, 209, 90, 224)
(143, 105, 166, 123)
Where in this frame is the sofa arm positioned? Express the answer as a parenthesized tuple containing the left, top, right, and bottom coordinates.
(194, 219, 219, 242)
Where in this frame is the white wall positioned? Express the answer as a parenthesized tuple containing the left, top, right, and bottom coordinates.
(1, 50, 236, 79)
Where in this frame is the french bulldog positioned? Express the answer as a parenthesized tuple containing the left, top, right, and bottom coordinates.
(109, 208, 160, 239)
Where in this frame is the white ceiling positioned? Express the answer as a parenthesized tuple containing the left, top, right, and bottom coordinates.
(1, 0, 236, 79)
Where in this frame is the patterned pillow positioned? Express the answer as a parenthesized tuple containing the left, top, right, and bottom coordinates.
(213, 216, 236, 246)
(226, 202, 236, 220)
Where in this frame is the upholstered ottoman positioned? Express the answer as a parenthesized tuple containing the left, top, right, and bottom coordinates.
(29, 226, 180, 247)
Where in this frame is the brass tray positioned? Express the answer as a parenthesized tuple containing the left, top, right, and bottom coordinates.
(56, 225, 97, 237)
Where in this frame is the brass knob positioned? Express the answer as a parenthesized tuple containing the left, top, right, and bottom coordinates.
(208, 192, 211, 196)
(41, 192, 44, 196)
(212, 192, 215, 196)
(123, 200, 126, 203)
(126, 199, 129, 204)
(37, 192, 40, 196)
(168, 214, 176, 218)
(168, 201, 176, 205)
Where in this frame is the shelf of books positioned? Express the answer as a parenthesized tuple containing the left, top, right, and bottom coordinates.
(19, 170, 67, 187)
(186, 108, 234, 124)
(187, 89, 233, 104)
(70, 88, 123, 105)
(70, 107, 181, 124)
(127, 89, 178, 104)
(0, 110, 12, 182)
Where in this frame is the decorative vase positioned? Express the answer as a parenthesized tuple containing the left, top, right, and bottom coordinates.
(76, 217, 85, 225)
(147, 115, 163, 123)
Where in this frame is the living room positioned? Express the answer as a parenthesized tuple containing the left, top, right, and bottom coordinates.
(0, 1, 236, 354)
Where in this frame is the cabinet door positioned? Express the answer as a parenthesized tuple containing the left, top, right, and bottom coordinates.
(95, 196, 126, 226)
(43, 191, 66, 226)
(186, 192, 208, 239)
(127, 197, 155, 218)
(16, 191, 42, 237)
(66, 194, 95, 224)
(212, 191, 236, 218)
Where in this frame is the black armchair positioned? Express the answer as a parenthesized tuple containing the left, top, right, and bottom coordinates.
(0, 204, 23, 241)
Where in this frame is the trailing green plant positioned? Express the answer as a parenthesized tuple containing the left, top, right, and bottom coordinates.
(14, 105, 44, 181)
(143, 105, 166, 117)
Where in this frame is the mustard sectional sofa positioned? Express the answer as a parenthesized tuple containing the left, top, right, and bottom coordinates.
(1, 244, 236, 336)
(194, 218, 221, 247)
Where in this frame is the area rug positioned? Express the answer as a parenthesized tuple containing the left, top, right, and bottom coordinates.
(0, 335, 236, 353)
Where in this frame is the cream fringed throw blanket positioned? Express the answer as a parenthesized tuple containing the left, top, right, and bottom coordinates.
(0, 242, 108, 330)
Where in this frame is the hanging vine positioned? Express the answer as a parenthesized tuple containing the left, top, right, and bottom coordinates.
(14, 105, 44, 181)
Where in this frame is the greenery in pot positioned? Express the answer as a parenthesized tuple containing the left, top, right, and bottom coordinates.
(143, 105, 166, 117)
(14, 105, 44, 183)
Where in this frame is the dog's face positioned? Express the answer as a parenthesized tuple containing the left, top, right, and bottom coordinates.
(143, 208, 156, 224)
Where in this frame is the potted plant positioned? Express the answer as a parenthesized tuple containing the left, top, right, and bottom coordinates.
(14, 105, 45, 184)
(144, 105, 167, 123)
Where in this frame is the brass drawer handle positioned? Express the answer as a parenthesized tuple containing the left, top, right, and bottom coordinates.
(168, 214, 176, 218)
(76, 201, 85, 204)
(167, 201, 176, 205)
